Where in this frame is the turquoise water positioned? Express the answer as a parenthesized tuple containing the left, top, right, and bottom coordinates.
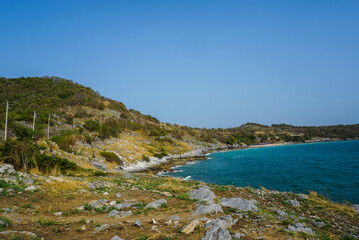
(164, 140, 359, 204)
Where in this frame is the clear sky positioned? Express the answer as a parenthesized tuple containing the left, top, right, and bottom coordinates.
(0, 1, 358, 128)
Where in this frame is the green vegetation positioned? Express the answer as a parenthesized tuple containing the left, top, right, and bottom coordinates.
(100, 151, 123, 165)
(0, 139, 81, 174)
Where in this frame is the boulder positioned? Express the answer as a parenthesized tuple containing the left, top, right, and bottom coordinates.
(202, 226, 231, 240)
(273, 208, 287, 217)
(204, 215, 236, 230)
(89, 199, 108, 208)
(287, 200, 300, 207)
(298, 194, 308, 200)
(0, 164, 16, 176)
(287, 223, 315, 235)
(134, 219, 142, 227)
(94, 224, 110, 232)
(182, 219, 200, 234)
(192, 203, 223, 215)
(353, 204, 359, 213)
(187, 187, 216, 203)
(221, 197, 258, 212)
(107, 210, 132, 218)
(111, 236, 125, 240)
(145, 199, 167, 209)
(202, 215, 236, 240)
(167, 215, 182, 221)
(113, 202, 136, 210)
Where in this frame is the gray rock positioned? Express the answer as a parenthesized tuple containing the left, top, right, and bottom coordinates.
(313, 221, 326, 228)
(204, 215, 236, 230)
(192, 203, 223, 215)
(232, 232, 244, 239)
(113, 202, 136, 210)
(202, 226, 232, 240)
(298, 194, 308, 200)
(287, 200, 300, 207)
(200, 217, 210, 222)
(116, 193, 122, 199)
(354, 204, 359, 213)
(94, 223, 110, 232)
(89, 199, 108, 208)
(287, 223, 315, 235)
(273, 208, 287, 217)
(167, 215, 182, 221)
(182, 219, 200, 234)
(221, 197, 258, 212)
(111, 236, 125, 240)
(134, 219, 142, 227)
(188, 187, 216, 203)
(0, 231, 37, 238)
(24, 186, 36, 191)
(54, 212, 62, 216)
(91, 160, 109, 172)
(145, 199, 167, 209)
(0, 164, 16, 176)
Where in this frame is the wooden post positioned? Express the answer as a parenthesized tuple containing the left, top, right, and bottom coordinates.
(32, 111, 36, 138)
(4, 101, 8, 141)
(47, 115, 51, 140)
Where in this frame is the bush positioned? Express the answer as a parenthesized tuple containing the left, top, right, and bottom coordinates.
(100, 151, 123, 166)
(51, 133, 76, 152)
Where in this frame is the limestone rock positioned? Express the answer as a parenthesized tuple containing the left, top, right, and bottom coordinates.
(0, 164, 16, 176)
(287, 200, 300, 207)
(353, 204, 359, 213)
(182, 219, 200, 234)
(273, 208, 287, 217)
(94, 224, 110, 232)
(25, 186, 36, 191)
(167, 215, 182, 221)
(145, 199, 167, 209)
(204, 215, 236, 230)
(134, 219, 142, 227)
(202, 226, 232, 240)
(287, 223, 315, 235)
(187, 187, 216, 203)
(298, 194, 308, 200)
(221, 197, 258, 212)
(111, 235, 125, 240)
(192, 203, 223, 215)
(107, 210, 132, 218)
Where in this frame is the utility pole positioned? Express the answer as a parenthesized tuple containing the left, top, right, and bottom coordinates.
(32, 111, 36, 138)
(47, 115, 51, 140)
(4, 101, 8, 141)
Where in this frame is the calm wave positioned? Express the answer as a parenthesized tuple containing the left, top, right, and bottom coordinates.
(164, 140, 359, 204)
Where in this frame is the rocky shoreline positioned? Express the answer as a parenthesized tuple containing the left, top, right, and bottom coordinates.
(1, 163, 358, 239)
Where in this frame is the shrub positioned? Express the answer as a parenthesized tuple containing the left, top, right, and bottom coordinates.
(100, 151, 123, 166)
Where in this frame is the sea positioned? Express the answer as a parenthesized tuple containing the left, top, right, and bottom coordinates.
(162, 140, 359, 204)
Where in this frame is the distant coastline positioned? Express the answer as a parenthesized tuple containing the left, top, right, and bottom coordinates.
(125, 138, 357, 174)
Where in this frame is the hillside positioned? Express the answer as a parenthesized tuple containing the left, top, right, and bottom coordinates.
(1, 76, 359, 174)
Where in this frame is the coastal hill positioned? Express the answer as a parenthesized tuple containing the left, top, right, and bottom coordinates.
(1, 76, 359, 173)
(0, 77, 358, 239)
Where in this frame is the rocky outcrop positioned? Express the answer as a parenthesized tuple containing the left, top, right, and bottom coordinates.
(202, 215, 237, 240)
(287, 222, 315, 235)
(187, 187, 216, 203)
(145, 199, 167, 209)
(192, 203, 223, 215)
(220, 197, 258, 212)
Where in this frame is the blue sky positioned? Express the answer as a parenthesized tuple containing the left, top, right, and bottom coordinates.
(0, 1, 358, 128)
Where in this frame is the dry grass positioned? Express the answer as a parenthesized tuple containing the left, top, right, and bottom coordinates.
(308, 191, 356, 215)
(44, 180, 87, 197)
